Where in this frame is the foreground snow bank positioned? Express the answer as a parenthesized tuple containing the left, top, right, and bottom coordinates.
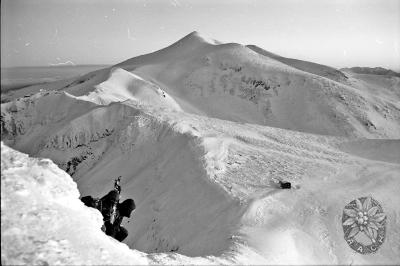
(0, 142, 250, 265)
(0, 143, 149, 265)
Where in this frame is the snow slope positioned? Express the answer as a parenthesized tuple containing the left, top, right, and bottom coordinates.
(247, 45, 350, 84)
(80, 67, 182, 111)
(1, 142, 240, 265)
(2, 31, 400, 265)
(1, 143, 149, 265)
(343, 70, 400, 101)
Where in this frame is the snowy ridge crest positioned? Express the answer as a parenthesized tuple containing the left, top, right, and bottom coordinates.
(1, 90, 230, 183)
(79, 68, 182, 111)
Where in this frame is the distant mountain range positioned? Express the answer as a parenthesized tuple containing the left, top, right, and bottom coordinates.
(341, 66, 400, 77)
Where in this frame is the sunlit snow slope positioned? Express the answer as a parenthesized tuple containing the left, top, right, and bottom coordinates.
(2, 31, 400, 265)
(1, 143, 149, 265)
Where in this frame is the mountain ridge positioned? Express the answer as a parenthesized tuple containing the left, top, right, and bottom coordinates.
(341, 66, 400, 77)
(247, 44, 350, 84)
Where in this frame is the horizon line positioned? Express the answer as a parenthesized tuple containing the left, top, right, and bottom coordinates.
(1, 63, 399, 73)
(1, 64, 111, 69)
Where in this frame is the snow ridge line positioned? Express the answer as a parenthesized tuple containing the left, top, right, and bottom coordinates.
(0, 90, 234, 197)
(119, 100, 237, 195)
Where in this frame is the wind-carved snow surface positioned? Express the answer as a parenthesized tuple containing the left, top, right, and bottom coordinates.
(0, 143, 149, 265)
(80, 68, 182, 111)
(2, 31, 400, 265)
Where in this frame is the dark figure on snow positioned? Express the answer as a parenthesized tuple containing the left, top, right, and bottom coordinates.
(81, 190, 135, 242)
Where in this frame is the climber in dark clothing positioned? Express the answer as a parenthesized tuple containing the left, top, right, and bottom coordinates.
(104, 198, 136, 241)
(81, 190, 135, 242)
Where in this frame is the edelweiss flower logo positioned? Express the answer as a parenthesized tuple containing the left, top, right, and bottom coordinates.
(342, 197, 386, 254)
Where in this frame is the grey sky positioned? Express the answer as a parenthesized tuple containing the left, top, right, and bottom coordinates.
(1, 0, 399, 70)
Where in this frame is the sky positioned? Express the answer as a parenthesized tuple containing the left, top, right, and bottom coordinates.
(1, 0, 399, 70)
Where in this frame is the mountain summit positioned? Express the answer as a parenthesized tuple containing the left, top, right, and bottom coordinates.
(178, 31, 221, 45)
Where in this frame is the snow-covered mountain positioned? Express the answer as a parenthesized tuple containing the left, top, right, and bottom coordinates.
(2, 31, 400, 265)
(3, 32, 400, 138)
